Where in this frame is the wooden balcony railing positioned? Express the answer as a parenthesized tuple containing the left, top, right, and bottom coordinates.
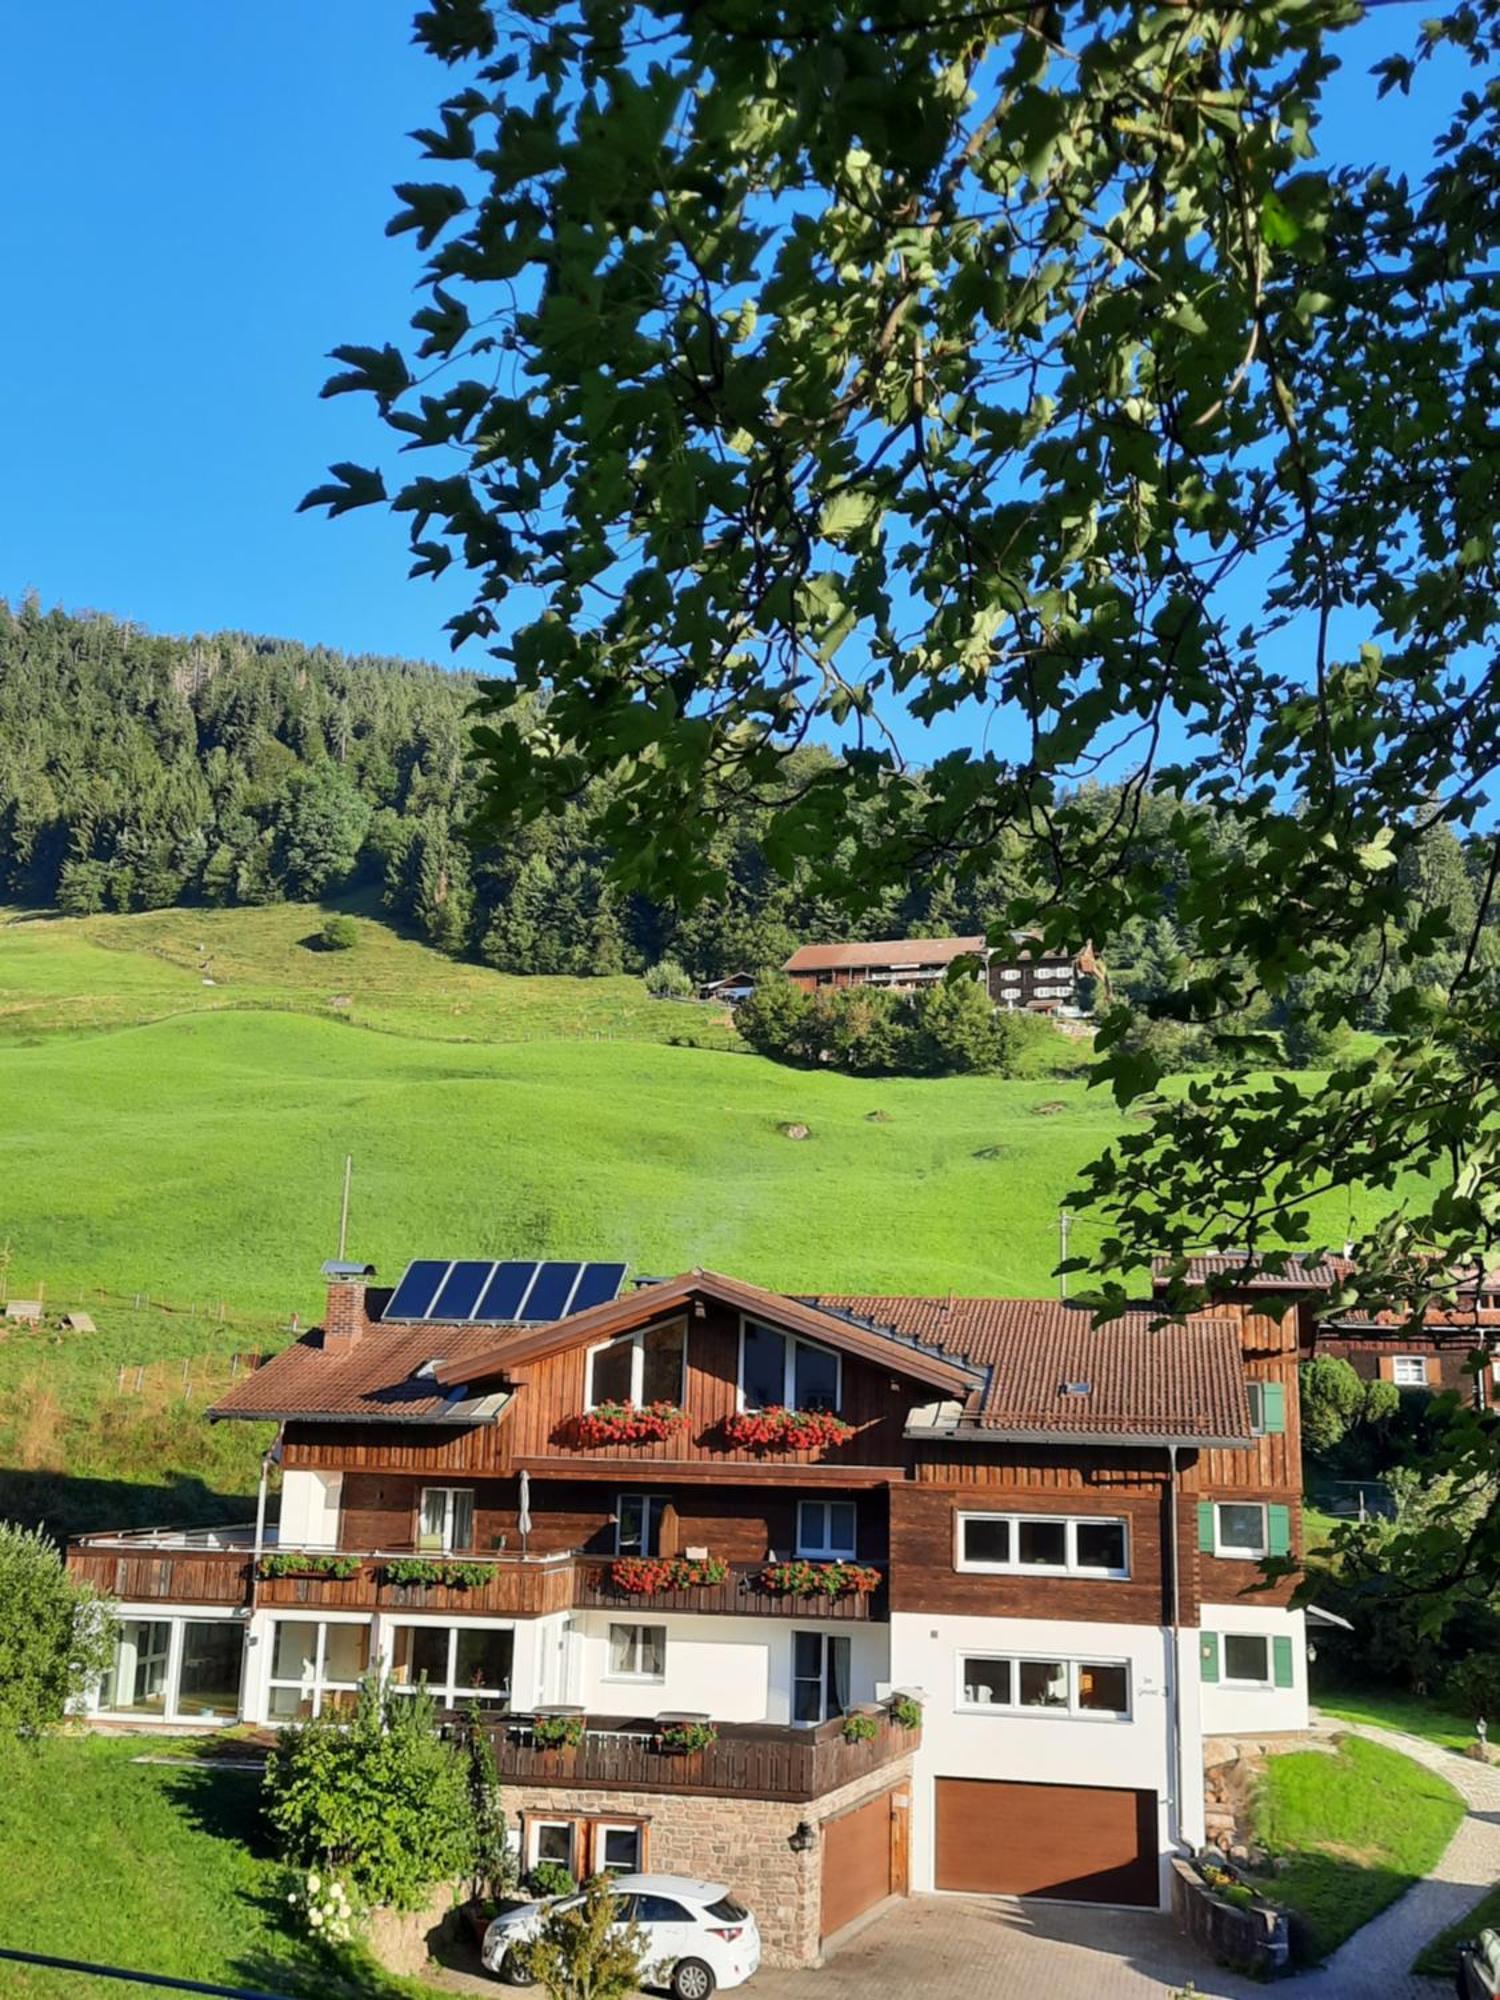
(467, 1706, 919, 1803)
(571, 1558, 887, 1622)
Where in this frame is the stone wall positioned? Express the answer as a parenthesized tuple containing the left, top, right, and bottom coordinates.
(1203, 1730, 1331, 1861)
(1170, 1857, 1290, 1979)
(366, 1880, 462, 1979)
(504, 1755, 913, 1967)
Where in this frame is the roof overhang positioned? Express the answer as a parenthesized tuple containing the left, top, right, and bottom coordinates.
(209, 1389, 512, 1427)
(432, 1269, 986, 1398)
(907, 1424, 1251, 1450)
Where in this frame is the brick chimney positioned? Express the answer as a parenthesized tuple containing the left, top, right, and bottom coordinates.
(321, 1265, 375, 1354)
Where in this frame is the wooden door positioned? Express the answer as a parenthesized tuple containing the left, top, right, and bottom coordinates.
(934, 1777, 1158, 1907)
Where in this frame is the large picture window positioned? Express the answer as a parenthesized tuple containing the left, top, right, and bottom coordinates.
(796, 1499, 857, 1559)
(266, 1618, 370, 1720)
(97, 1616, 243, 1723)
(586, 1321, 686, 1408)
(417, 1486, 475, 1553)
(740, 1322, 841, 1412)
(958, 1653, 1130, 1719)
(388, 1623, 513, 1708)
(101, 1619, 172, 1716)
(955, 1511, 1129, 1579)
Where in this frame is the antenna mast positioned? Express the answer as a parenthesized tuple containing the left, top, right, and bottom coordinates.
(1058, 1209, 1071, 1300)
(337, 1155, 353, 1262)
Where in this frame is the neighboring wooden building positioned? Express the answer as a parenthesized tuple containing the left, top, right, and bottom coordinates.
(69, 1257, 1308, 1959)
(781, 935, 1095, 1013)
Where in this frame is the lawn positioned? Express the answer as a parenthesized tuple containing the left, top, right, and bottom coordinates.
(1314, 1687, 1478, 1755)
(1414, 1882, 1500, 1976)
(0, 1734, 444, 1999)
(1248, 1733, 1465, 1962)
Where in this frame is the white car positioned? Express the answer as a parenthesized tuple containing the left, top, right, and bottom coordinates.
(482, 1872, 761, 1998)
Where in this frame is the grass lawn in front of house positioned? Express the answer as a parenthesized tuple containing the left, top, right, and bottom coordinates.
(1314, 1686, 1478, 1755)
(1247, 1733, 1465, 1962)
(0, 1733, 445, 2000)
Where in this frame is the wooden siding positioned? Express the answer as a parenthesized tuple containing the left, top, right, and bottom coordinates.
(257, 1556, 575, 1619)
(66, 1547, 250, 1607)
(469, 1709, 919, 1804)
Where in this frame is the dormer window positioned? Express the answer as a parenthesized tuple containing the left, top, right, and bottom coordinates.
(740, 1321, 841, 1413)
(585, 1320, 686, 1409)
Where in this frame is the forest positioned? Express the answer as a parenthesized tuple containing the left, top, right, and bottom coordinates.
(0, 596, 1487, 1041)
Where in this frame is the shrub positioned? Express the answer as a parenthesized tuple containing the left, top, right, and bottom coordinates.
(1300, 1355, 1367, 1455)
(515, 1873, 646, 1998)
(286, 1868, 360, 1943)
(318, 913, 360, 952)
(256, 1552, 362, 1580)
(383, 1557, 493, 1589)
(464, 1705, 516, 1903)
(263, 1678, 476, 1910)
(644, 958, 694, 999)
(526, 1858, 578, 1899)
(1445, 1653, 1500, 1725)
(0, 1522, 115, 1735)
(1362, 1377, 1401, 1426)
(889, 1694, 923, 1730)
(840, 1714, 878, 1743)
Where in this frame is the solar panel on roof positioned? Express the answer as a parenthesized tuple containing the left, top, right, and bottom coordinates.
(384, 1259, 449, 1322)
(381, 1257, 626, 1324)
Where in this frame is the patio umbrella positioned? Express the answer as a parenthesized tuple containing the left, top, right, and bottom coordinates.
(517, 1468, 531, 1555)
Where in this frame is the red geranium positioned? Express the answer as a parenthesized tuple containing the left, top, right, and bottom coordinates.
(722, 1406, 855, 1451)
(574, 1400, 686, 1446)
(756, 1559, 882, 1599)
(610, 1554, 729, 1595)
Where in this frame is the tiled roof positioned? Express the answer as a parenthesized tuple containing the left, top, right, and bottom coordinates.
(1152, 1252, 1354, 1291)
(783, 936, 986, 972)
(815, 1295, 1250, 1442)
(208, 1324, 516, 1424)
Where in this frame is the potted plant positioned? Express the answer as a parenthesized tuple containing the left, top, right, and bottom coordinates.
(256, 1551, 362, 1581)
(889, 1693, 923, 1730)
(840, 1713, 879, 1743)
(609, 1554, 729, 1595)
(722, 1406, 855, 1451)
(755, 1559, 882, 1599)
(655, 1720, 718, 1753)
(574, 1400, 687, 1445)
(530, 1713, 585, 1750)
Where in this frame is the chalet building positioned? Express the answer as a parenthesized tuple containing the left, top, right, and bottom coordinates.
(781, 935, 1095, 1014)
(68, 1258, 1307, 1964)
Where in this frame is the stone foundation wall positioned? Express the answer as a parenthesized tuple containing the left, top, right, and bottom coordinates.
(367, 1880, 462, 1979)
(1203, 1730, 1333, 1861)
(504, 1756, 913, 1967)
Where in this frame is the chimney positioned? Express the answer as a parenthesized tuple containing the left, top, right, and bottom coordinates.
(320, 1261, 375, 1354)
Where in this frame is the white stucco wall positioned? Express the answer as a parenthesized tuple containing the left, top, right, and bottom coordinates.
(889, 1611, 1180, 1899)
(564, 1611, 890, 1723)
(276, 1468, 342, 1549)
(1197, 1603, 1309, 1737)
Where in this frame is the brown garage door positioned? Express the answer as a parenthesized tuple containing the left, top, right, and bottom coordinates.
(934, 1777, 1158, 1907)
(820, 1785, 904, 1940)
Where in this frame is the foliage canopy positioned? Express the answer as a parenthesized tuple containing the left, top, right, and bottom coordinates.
(0, 1522, 114, 1736)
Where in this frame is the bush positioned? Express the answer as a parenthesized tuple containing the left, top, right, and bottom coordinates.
(1300, 1356, 1367, 1455)
(1444, 1653, 1500, 1725)
(0, 1522, 114, 1735)
(515, 1874, 646, 2000)
(263, 1678, 476, 1910)
(644, 957, 694, 999)
(1362, 1377, 1401, 1427)
(527, 1859, 578, 1899)
(318, 913, 360, 952)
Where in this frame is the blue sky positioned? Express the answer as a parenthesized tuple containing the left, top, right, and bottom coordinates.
(0, 4, 1463, 694)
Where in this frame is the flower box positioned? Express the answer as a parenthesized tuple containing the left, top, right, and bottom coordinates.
(383, 1557, 495, 1590)
(574, 1401, 687, 1446)
(656, 1721, 718, 1753)
(529, 1714, 585, 1749)
(722, 1406, 855, 1451)
(755, 1559, 882, 1599)
(256, 1552, 362, 1581)
(609, 1555, 729, 1595)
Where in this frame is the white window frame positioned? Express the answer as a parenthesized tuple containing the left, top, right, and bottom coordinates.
(1246, 1383, 1266, 1436)
(737, 1318, 843, 1413)
(1392, 1355, 1429, 1387)
(796, 1498, 857, 1559)
(605, 1621, 667, 1683)
(417, 1485, 475, 1553)
(386, 1620, 514, 1708)
(953, 1510, 1130, 1580)
(265, 1615, 370, 1720)
(1213, 1501, 1269, 1561)
(594, 1822, 644, 1875)
(95, 1613, 245, 1725)
(584, 1320, 687, 1409)
(527, 1818, 580, 1872)
(1221, 1632, 1274, 1688)
(614, 1492, 671, 1557)
(955, 1652, 1132, 1721)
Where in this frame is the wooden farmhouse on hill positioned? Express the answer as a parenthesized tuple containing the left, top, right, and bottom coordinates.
(781, 934, 1097, 1014)
(69, 1250, 1317, 1964)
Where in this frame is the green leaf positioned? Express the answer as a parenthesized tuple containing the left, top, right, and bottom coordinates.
(297, 463, 388, 518)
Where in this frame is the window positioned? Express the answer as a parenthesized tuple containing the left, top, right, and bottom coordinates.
(1246, 1382, 1287, 1435)
(586, 1321, 686, 1408)
(1224, 1634, 1272, 1685)
(958, 1654, 1130, 1719)
(1247, 1383, 1266, 1435)
(740, 1321, 841, 1413)
(1213, 1502, 1268, 1560)
(615, 1492, 670, 1557)
(101, 1619, 172, 1715)
(529, 1820, 578, 1871)
(96, 1617, 244, 1722)
(636, 1894, 693, 1924)
(417, 1486, 474, 1553)
(1393, 1355, 1429, 1388)
(176, 1620, 243, 1720)
(608, 1623, 666, 1680)
(955, 1512, 1128, 1578)
(792, 1630, 851, 1723)
(266, 1618, 370, 1720)
(596, 1824, 643, 1874)
(389, 1624, 513, 1708)
(796, 1499, 857, 1559)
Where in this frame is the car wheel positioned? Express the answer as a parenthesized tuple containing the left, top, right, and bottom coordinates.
(671, 1959, 717, 2000)
(501, 1948, 539, 1987)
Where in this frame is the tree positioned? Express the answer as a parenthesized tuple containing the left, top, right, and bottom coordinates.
(319, 913, 360, 952)
(264, 1678, 476, 1910)
(0, 1522, 114, 1735)
(1299, 1356, 1368, 1458)
(644, 958, 693, 1000)
(735, 974, 812, 1064)
(514, 1875, 648, 2000)
(274, 766, 371, 899)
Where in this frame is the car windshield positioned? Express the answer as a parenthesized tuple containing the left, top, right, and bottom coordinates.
(705, 1895, 749, 1922)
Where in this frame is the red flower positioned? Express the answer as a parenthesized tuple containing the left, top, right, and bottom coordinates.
(756, 1560, 882, 1599)
(722, 1406, 855, 1452)
(574, 1401, 687, 1446)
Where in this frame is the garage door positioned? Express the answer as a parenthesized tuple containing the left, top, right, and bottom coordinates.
(820, 1785, 905, 1940)
(934, 1777, 1158, 1907)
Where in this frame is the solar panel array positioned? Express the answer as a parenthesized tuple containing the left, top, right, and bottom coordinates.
(382, 1259, 627, 1326)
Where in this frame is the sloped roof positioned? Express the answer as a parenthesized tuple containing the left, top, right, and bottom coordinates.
(783, 936, 987, 973)
(1152, 1252, 1354, 1292)
(816, 1294, 1250, 1443)
(209, 1324, 513, 1424)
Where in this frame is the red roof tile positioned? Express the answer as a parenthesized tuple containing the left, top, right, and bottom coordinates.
(1152, 1252, 1353, 1291)
(783, 936, 987, 973)
(209, 1324, 516, 1424)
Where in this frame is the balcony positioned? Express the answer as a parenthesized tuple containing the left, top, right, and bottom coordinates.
(468, 1704, 920, 1803)
(572, 1557, 887, 1623)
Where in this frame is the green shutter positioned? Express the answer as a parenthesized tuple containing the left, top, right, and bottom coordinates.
(1268, 1505, 1292, 1557)
(1200, 1633, 1220, 1684)
(1261, 1382, 1287, 1435)
(1273, 1635, 1295, 1688)
(1198, 1501, 1216, 1554)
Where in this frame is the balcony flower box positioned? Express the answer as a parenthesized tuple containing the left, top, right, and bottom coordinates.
(755, 1559, 882, 1600)
(840, 1713, 879, 1744)
(383, 1557, 495, 1590)
(722, 1407, 855, 1452)
(256, 1552, 362, 1581)
(529, 1713, 585, 1750)
(609, 1555, 729, 1595)
(656, 1720, 718, 1754)
(574, 1401, 687, 1446)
